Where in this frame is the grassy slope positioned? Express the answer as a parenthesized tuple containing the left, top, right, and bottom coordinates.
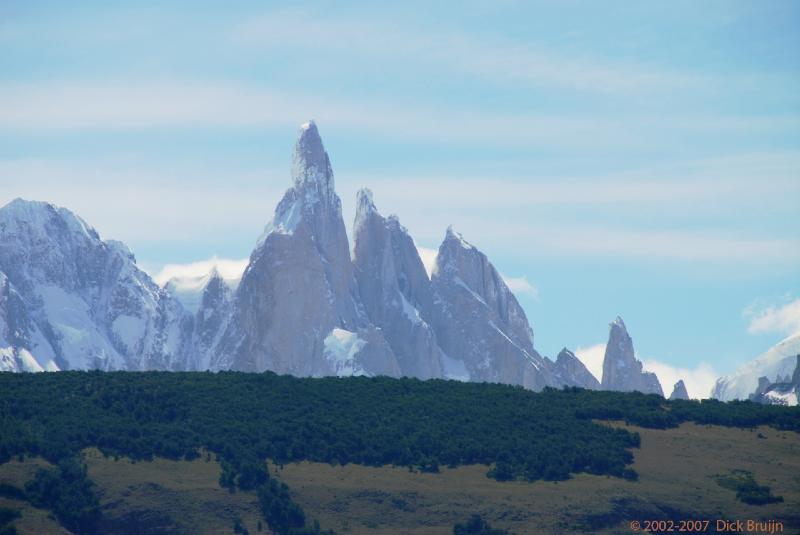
(271, 422, 800, 534)
(0, 458, 70, 535)
(83, 448, 268, 535)
(0, 452, 269, 535)
(0, 423, 797, 534)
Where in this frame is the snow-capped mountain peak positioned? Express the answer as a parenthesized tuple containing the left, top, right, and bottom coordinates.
(257, 121, 343, 246)
(712, 332, 800, 401)
(292, 119, 334, 197)
(0, 198, 96, 243)
(0, 198, 194, 373)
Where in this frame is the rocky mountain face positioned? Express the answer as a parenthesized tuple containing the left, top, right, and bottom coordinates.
(549, 348, 600, 390)
(352, 189, 442, 379)
(712, 332, 800, 401)
(601, 317, 663, 395)
(669, 379, 689, 400)
(192, 270, 233, 371)
(2, 121, 645, 393)
(429, 228, 553, 389)
(0, 199, 192, 372)
(211, 121, 399, 377)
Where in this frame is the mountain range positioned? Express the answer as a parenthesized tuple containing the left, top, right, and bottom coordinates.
(1, 121, 793, 404)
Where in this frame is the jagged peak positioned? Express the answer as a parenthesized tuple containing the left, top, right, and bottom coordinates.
(356, 188, 377, 216)
(1, 197, 55, 223)
(0, 197, 97, 241)
(670, 379, 690, 400)
(610, 316, 627, 332)
(203, 268, 232, 296)
(556, 347, 577, 362)
(353, 189, 410, 238)
(106, 239, 135, 262)
(443, 225, 475, 250)
(258, 122, 342, 246)
(385, 214, 403, 230)
(291, 119, 334, 193)
(353, 188, 381, 242)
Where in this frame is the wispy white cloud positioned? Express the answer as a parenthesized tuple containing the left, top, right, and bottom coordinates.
(150, 256, 248, 287)
(0, 81, 633, 149)
(0, 158, 285, 243)
(405, 219, 799, 265)
(508, 225, 798, 263)
(744, 298, 800, 336)
(1, 81, 796, 155)
(574, 343, 605, 383)
(501, 274, 539, 300)
(0, 82, 300, 130)
(3, 155, 798, 267)
(641, 359, 719, 400)
(353, 151, 800, 208)
(413, 244, 538, 299)
(416, 246, 438, 279)
(232, 8, 705, 94)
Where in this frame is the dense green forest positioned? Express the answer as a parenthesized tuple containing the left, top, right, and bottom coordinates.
(0, 371, 798, 534)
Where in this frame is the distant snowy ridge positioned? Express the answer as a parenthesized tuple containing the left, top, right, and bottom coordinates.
(712, 332, 800, 401)
(0, 198, 193, 372)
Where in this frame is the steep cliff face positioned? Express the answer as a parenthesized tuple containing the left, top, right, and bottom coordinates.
(601, 317, 663, 396)
(191, 270, 233, 371)
(352, 189, 443, 379)
(550, 348, 600, 390)
(212, 122, 399, 377)
(429, 227, 553, 390)
(0, 199, 193, 372)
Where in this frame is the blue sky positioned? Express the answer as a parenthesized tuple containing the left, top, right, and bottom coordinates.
(1, 1, 799, 396)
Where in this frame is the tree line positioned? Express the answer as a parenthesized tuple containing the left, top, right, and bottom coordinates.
(0, 372, 797, 534)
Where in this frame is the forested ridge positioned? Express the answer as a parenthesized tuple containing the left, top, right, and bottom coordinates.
(0, 372, 798, 534)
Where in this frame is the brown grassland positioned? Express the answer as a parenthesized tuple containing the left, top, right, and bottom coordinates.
(1, 422, 798, 534)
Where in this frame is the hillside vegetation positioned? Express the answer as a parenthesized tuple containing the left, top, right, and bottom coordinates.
(0, 372, 798, 534)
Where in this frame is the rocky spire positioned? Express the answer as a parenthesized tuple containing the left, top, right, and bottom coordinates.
(669, 379, 690, 400)
(430, 227, 552, 389)
(292, 120, 334, 195)
(356, 187, 376, 213)
(352, 189, 442, 379)
(601, 316, 663, 395)
(552, 348, 600, 390)
(194, 270, 232, 371)
(353, 188, 378, 237)
(214, 122, 399, 377)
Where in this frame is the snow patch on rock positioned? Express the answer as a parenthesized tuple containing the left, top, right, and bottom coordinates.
(323, 328, 368, 376)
